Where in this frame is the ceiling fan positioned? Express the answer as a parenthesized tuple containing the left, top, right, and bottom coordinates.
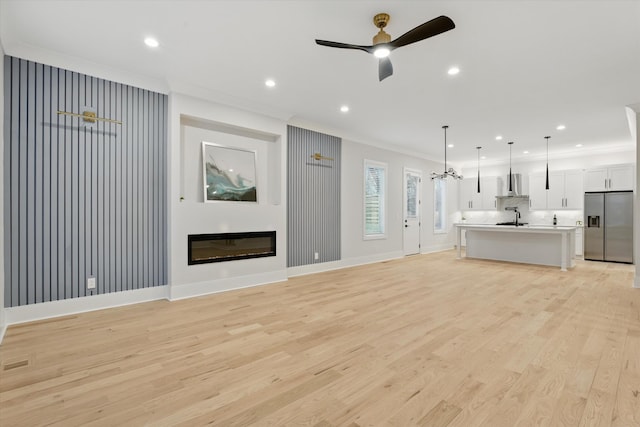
(315, 13, 455, 81)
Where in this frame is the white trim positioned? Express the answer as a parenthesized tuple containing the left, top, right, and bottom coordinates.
(169, 270, 287, 301)
(634, 276, 640, 289)
(3, 286, 170, 326)
(288, 251, 404, 277)
(0, 325, 7, 344)
(421, 243, 455, 254)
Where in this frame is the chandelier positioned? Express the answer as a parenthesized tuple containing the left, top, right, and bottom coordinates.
(431, 125, 463, 180)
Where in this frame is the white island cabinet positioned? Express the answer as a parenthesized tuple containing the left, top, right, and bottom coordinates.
(455, 224, 577, 271)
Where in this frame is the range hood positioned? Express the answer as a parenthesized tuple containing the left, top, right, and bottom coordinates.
(496, 173, 529, 198)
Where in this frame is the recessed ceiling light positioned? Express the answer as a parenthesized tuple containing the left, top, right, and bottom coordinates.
(447, 66, 460, 75)
(496, 135, 503, 141)
(556, 124, 566, 130)
(144, 37, 159, 48)
(447, 144, 454, 148)
(523, 151, 529, 154)
(481, 156, 486, 160)
(340, 105, 349, 113)
(265, 79, 276, 88)
(576, 144, 583, 147)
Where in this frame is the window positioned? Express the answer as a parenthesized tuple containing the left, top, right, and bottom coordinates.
(364, 160, 387, 239)
(434, 178, 447, 233)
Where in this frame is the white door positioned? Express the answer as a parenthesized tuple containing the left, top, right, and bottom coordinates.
(403, 168, 422, 255)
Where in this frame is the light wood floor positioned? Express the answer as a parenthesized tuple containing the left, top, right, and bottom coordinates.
(1, 251, 639, 426)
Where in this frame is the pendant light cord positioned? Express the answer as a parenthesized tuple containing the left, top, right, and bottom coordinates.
(443, 125, 448, 173)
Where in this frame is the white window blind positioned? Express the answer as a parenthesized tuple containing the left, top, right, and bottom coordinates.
(364, 160, 387, 239)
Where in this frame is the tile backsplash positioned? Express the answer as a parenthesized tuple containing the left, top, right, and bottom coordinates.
(458, 197, 583, 226)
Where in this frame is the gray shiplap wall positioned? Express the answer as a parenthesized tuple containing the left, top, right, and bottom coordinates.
(287, 126, 341, 267)
(3, 56, 168, 307)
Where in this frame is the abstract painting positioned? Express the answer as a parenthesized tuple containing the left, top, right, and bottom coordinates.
(202, 142, 257, 202)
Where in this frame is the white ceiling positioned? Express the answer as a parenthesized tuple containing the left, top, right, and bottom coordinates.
(2, 0, 640, 167)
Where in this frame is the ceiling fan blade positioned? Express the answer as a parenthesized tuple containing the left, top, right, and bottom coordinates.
(378, 57, 393, 81)
(389, 15, 455, 49)
(315, 39, 374, 54)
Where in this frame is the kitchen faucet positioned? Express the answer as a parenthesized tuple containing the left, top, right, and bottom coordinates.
(505, 207, 521, 226)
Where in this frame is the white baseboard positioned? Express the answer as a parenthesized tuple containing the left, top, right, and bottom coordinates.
(634, 275, 640, 289)
(287, 251, 404, 277)
(169, 270, 288, 301)
(0, 324, 6, 344)
(421, 243, 455, 254)
(3, 286, 170, 327)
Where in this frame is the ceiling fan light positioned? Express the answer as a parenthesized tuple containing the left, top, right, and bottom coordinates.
(373, 47, 390, 58)
(144, 37, 159, 48)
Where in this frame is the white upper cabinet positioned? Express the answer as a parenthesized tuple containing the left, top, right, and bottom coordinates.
(528, 173, 548, 210)
(584, 164, 634, 192)
(584, 168, 607, 191)
(563, 170, 584, 209)
(459, 177, 501, 210)
(459, 178, 482, 210)
(546, 172, 565, 209)
(529, 169, 583, 210)
(481, 177, 499, 210)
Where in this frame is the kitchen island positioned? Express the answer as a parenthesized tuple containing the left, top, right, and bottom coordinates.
(456, 224, 578, 271)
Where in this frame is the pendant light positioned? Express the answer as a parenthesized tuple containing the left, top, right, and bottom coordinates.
(545, 136, 550, 190)
(476, 146, 482, 193)
(431, 125, 463, 180)
(508, 141, 514, 193)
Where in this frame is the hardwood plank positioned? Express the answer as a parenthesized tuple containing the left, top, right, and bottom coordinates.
(418, 399, 462, 427)
(0, 252, 637, 426)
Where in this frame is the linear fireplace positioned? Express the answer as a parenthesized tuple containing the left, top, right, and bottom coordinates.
(188, 231, 276, 265)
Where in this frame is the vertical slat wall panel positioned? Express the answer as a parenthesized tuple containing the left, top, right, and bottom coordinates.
(3, 56, 168, 307)
(286, 125, 341, 267)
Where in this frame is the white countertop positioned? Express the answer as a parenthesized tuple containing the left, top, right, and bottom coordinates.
(455, 223, 578, 233)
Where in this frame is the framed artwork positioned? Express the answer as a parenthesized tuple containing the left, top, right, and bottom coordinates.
(202, 142, 257, 202)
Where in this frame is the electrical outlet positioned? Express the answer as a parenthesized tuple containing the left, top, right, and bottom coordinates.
(314, 252, 319, 260)
(87, 277, 96, 290)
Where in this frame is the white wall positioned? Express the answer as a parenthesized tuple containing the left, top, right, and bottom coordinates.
(342, 139, 458, 260)
(0, 25, 6, 337)
(168, 94, 288, 300)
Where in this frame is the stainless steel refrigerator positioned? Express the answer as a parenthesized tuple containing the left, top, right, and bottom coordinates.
(584, 191, 633, 263)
